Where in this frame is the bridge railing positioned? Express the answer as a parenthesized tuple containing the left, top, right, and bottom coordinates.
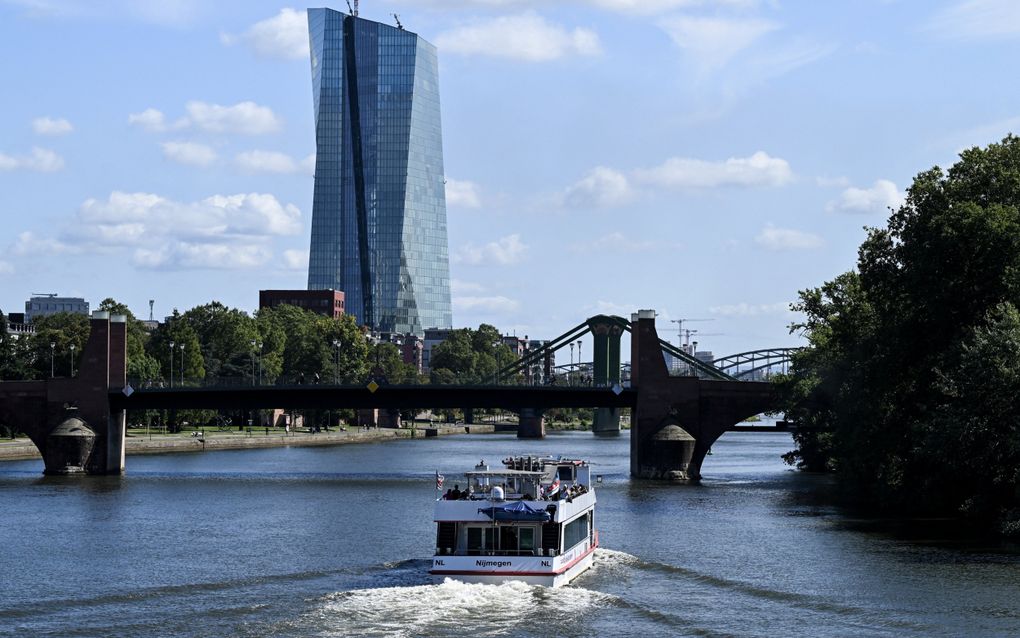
(124, 374, 613, 391)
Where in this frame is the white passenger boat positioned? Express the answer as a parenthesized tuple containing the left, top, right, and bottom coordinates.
(430, 456, 599, 588)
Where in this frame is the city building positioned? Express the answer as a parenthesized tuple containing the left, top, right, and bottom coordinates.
(259, 289, 345, 319)
(24, 294, 89, 323)
(306, 8, 452, 336)
(422, 327, 454, 373)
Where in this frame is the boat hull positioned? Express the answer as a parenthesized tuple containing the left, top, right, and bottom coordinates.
(430, 539, 597, 588)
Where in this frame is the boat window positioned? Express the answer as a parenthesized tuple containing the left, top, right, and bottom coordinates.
(563, 515, 589, 551)
(519, 528, 535, 551)
(499, 526, 518, 552)
(557, 465, 575, 482)
(467, 527, 482, 552)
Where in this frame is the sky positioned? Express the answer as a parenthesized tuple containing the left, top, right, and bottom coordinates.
(2, 0, 1020, 362)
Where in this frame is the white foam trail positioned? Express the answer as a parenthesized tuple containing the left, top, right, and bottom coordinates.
(309, 579, 612, 637)
(592, 547, 641, 573)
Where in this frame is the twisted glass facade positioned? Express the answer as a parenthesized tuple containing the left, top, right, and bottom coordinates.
(307, 9, 452, 335)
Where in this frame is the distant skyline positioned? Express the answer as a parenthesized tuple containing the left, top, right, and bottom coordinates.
(2, 0, 1019, 357)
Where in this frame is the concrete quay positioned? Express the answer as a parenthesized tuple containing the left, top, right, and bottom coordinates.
(0, 424, 495, 463)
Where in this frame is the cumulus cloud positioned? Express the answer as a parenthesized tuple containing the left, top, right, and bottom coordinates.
(282, 248, 308, 270)
(658, 16, 778, 71)
(436, 13, 601, 62)
(235, 150, 299, 173)
(184, 101, 280, 135)
(455, 234, 527, 265)
(754, 225, 823, 251)
(826, 179, 904, 214)
(222, 7, 309, 60)
(925, 0, 1020, 40)
(634, 151, 793, 189)
(129, 102, 280, 135)
(454, 296, 521, 313)
(162, 141, 217, 167)
(445, 179, 482, 208)
(32, 116, 73, 136)
(0, 147, 64, 172)
(709, 301, 791, 316)
(21, 191, 303, 270)
(128, 108, 169, 132)
(563, 167, 633, 208)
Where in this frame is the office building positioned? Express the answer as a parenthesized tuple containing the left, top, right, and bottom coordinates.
(25, 295, 89, 323)
(259, 289, 345, 319)
(306, 8, 452, 335)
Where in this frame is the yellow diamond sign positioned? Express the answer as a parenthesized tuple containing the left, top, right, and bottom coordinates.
(367, 380, 380, 393)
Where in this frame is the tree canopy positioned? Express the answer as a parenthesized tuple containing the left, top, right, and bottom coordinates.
(779, 135, 1020, 534)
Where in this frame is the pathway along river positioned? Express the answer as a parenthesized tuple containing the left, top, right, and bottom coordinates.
(1, 431, 1018, 637)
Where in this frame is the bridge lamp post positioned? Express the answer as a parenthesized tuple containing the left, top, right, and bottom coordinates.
(258, 342, 263, 385)
(577, 340, 583, 385)
(69, 344, 76, 377)
(179, 343, 185, 386)
(169, 340, 175, 389)
(50, 342, 55, 378)
(569, 342, 575, 386)
(250, 339, 257, 386)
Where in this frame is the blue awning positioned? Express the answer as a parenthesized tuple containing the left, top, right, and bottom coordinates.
(477, 500, 551, 522)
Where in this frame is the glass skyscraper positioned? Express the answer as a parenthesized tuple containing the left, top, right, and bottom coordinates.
(306, 8, 452, 335)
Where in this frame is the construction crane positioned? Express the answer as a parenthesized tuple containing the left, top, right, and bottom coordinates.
(669, 318, 713, 345)
(684, 329, 724, 348)
(393, 13, 403, 30)
(31, 293, 58, 298)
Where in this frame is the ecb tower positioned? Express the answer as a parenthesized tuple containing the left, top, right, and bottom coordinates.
(306, 8, 452, 334)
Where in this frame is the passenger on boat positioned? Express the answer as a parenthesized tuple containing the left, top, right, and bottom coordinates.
(443, 489, 453, 500)
(451, 485, 463, 500)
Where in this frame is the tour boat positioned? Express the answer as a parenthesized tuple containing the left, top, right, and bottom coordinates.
(430, 456, 599, 588)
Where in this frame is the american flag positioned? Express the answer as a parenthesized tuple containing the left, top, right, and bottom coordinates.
(436, 472, 444, 490)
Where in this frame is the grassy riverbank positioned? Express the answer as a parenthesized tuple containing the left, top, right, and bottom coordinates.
(0, 423, 495, 462)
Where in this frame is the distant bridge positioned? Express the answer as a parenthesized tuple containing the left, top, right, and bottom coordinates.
(0, 311, 794, 481)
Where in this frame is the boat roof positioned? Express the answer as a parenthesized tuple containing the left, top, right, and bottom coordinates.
(465, 469, 545, 477)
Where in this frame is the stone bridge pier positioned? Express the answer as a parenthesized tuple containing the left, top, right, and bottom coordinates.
(629, 310, 775, 481)
(0, 313, 128, 475)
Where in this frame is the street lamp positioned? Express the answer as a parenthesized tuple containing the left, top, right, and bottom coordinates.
(69, 344, 76, 377)
(258, 342, 263, 385)
(577, 340, 583, 385)
(179, 343, 185, 386)
(49, 342, 55, 378)
(333, 339, 341, 384)
(250, 339, 257, 386)
(169, 340, 175, 388)
(569, 342, 575, 385)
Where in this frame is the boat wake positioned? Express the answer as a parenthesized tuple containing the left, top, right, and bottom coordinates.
(300, 578, 612, 637)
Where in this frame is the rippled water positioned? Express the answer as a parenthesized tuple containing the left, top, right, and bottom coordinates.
(1, 431, 1017, 637)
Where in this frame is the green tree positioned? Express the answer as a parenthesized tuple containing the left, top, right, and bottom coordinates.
(181, 302, 258, 378)
(429, 325, 517, 384)
(26, 313, 91, 379)
(146, 310, 205, 383)
(779, 135, 1020, 532)
(255, 305, 367, 383)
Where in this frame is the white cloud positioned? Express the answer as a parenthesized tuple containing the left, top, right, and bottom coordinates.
(133, 243, 271, 270)
(454, 296, 521, 313)
(301, 153, 316, 175)
(184, 101, 280, 135)
(754, 225, 823, 251)
(32, 116, 73, 136)
(223, 8, 309, 60)
(826, 179, 904, 214)
(0, 260, 14, 275)
(128, 108, 169, 132)
(161, 141, 217, 167)
(591, 0, 758, 14)
(572, 232, 656, 253)
(20, 191, 304, 270)
(926, 0, 1020, 40)
(445, 179, 482, 208)
(235, 150, 298, 173)
(455, 234, 527, 265)
(563, 167, 633, 208)
(436, 13, 601, 62)
(634, 151, 793, 189)
(0, 147, 64, 172)
(658, 16, 778, 71)
(709, 301, 791, 316)
(451, 279, 486, 295)
(282, 248, 308, 270)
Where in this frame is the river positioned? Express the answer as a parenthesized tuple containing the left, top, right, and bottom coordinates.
(1, 431, 1017, 637)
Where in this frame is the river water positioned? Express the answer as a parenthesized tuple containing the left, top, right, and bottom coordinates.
(1, 431, 1018, 637)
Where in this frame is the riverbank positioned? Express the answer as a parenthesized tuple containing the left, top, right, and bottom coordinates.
(0, 423, 496, 462)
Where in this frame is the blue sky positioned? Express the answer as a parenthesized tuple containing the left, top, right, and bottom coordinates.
(2, 0, 1019, 360)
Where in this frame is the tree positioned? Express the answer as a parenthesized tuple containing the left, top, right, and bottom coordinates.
(181, 302, 258, 378)
(256, 305, 367, 383)
(146, 310, 204, 383)
(429, 325, 518, 385)
(26, 313, 90, 379)
(778, 135, 1020, 532)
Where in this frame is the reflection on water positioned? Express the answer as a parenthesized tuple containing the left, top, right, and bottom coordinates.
(0, 431, 1018, 637)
